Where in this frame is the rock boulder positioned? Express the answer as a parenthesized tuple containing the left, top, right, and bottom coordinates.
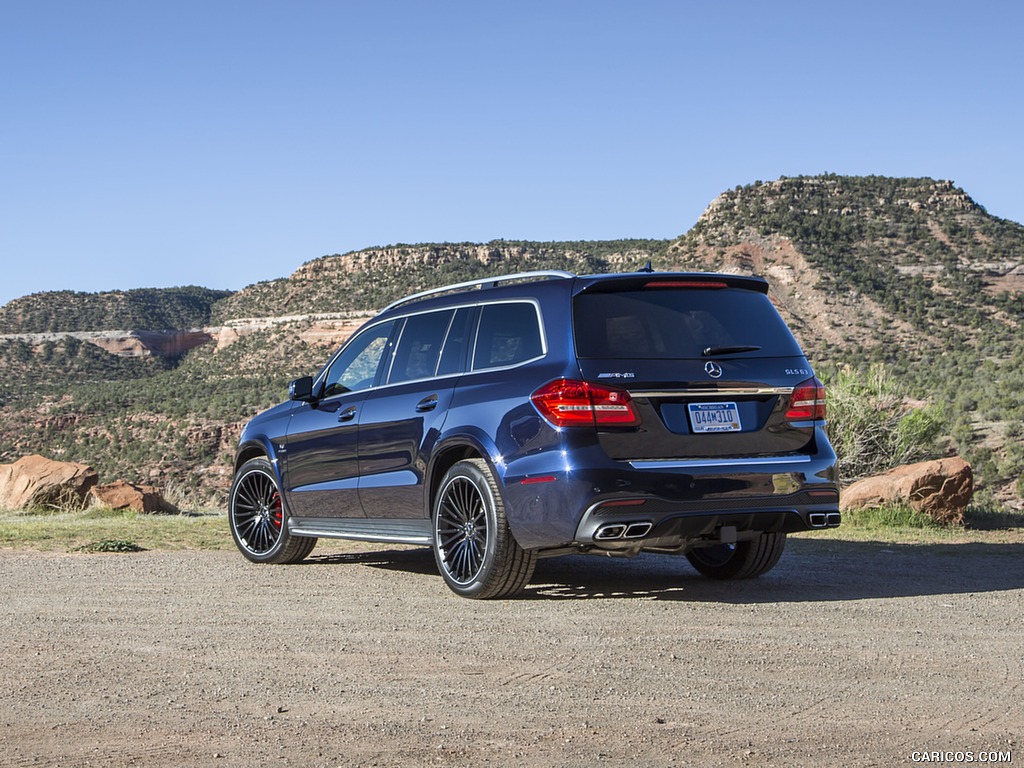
(840, 457, 973, 525)
(0, 454, 99, 511)
(89, 481, 178, 514)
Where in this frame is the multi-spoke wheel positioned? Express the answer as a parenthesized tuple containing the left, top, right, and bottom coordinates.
(685, 532, 786, 579)
(229, 457, 316, 564)
(432, 459, 535, 599)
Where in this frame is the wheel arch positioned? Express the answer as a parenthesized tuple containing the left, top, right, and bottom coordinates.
(426, 434, 503, 518)
(234, 437, 282, 479)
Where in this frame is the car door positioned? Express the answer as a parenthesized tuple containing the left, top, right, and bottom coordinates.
(281, 320, 397, 519)
(357, 307, 474, 519)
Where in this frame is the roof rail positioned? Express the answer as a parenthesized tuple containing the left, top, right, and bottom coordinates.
(381, 270, 575, 313)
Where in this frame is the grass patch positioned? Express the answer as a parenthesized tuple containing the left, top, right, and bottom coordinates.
(840, 503, 943, 531)
(0, 507, 231, 552)
(798, 502, 1024, 545)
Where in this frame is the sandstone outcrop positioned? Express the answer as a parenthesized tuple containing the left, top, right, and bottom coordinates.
(840, 457, 973, 524)
(89, 481, 178, 514)
(0, 454, 99, 511)
(0, 329, 215, 359)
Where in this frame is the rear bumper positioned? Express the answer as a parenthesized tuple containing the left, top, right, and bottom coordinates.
(502, 427, 839, 550)
(575, 495, 840, 550)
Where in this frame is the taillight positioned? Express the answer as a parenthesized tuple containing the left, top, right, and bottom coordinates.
(531, 379, 641, 427)
(786, 377, 826, 420)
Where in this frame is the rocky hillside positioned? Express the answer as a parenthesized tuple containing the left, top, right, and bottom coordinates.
(0, 286, 232, 334)
(664, 176, 1022, 357)
(0, 176, 1021, 508)
(210, 239, 668, 321)
(661, 176, 1024, 501)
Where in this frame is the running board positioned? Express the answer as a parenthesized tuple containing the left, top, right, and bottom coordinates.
(289, 517, 433, 545)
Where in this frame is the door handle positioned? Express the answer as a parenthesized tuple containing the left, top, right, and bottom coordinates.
(337, 405, 357, 422)
(416, 395, 439, 412)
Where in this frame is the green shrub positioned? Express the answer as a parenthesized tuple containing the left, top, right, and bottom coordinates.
(72, 539, 146, 553)
(825, 364, 945, 483)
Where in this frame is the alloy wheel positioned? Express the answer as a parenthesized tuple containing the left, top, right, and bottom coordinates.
(230, 468, 284, 556)
(435, 476, 489, 585)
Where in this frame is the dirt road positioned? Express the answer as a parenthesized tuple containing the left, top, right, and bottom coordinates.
(2, 537, 1021, 767)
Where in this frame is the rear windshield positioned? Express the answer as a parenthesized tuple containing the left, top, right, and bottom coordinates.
(573, 288, 803, 359)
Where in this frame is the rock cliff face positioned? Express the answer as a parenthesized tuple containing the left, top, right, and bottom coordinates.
(211, 312, 374, 351)
(0, 316, 372, 359)
(0, 329, 214, 359)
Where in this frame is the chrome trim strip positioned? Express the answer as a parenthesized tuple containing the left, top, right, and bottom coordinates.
(630, 387, 794, 397)
(312, 298, 549, 399)
(629, 455, 812, 469)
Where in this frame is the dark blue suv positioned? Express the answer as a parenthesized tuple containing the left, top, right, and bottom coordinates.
(229, 270, 840, 598)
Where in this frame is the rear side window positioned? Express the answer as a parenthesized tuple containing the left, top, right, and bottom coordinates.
(388, 310, 454, 384)
(573, 288, 803, 359)
(472, 303, 544, 370)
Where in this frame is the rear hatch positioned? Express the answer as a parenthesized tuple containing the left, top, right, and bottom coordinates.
(571, 274, 822, 460)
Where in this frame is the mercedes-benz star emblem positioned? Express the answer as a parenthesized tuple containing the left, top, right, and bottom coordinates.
(705, 361, 723, 379)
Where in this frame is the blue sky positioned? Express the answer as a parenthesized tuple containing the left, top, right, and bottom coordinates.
(1, 0, 1021, 307)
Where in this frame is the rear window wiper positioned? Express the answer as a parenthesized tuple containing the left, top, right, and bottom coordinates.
(702, 345, 762, 357)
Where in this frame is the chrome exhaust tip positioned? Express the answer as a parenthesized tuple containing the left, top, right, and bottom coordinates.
(623, 522, 652, 539)
(595, 524, 627, 540)
(809, 512, 841, 528)
(595, 522, 652, 540)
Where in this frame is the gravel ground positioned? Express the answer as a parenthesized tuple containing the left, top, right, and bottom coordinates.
(2, 536, 1022, 767)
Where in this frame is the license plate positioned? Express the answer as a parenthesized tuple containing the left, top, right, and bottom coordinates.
(688, 402, 742, 433)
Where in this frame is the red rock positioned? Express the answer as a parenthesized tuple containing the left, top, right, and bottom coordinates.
(89, 481, 178, 514)
(0, 454, 99, 511)
(840, 458, 973, 525)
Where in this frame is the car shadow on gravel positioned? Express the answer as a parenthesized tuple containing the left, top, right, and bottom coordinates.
(304, 547, 440, 576)
(525, 539, 1024, 602)
(303, 539, 1024, 603)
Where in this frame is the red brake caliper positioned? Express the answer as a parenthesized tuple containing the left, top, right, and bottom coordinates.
(271, 492, 283, 530)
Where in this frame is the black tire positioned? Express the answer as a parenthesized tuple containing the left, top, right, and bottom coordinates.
(685, 532, 786, 579)
(432, 458, 536, 599)
(228, 457, 316, 564)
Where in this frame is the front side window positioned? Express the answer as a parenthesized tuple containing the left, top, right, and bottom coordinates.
(472, 303, 544, 371)
(321, 321, 396, 397)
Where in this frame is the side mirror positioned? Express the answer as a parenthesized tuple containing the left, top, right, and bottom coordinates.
(289, 376, 316, 404)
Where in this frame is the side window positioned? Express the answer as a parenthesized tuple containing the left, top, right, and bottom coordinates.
(472, 303, 543, 371)
(321, 321, 396, 398)
(436, 307, 475, 377)
(387, 310, 454, 384)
